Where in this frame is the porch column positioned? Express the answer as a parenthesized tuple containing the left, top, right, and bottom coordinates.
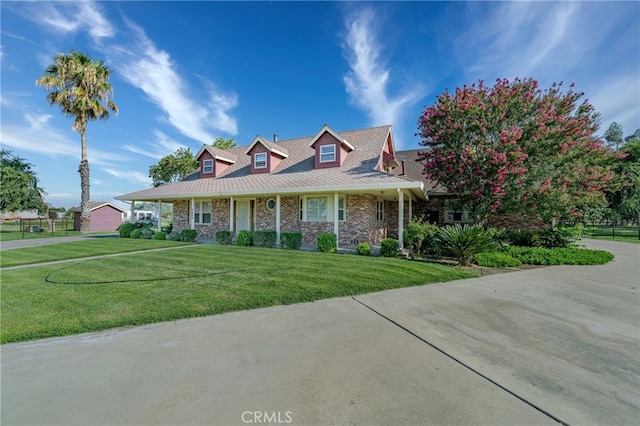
(334, 192, 339, 249)
(276, 194, 281, 247)
(157, 200, 162, 232)
(130, 200, 135, 223)
(397, 189, 404, 250)
(229, 196, 234, 232)
(190, 198, 195, 230)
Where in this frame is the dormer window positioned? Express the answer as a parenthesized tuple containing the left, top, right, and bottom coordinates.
(320, 144, 336, 163)
(254, 153, 267, 169)
(202, 159, 214, 174)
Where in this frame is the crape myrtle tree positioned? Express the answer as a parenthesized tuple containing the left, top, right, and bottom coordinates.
(36, 49, 118, 232)
(417, 78, 618, 225)
(149, 147, 199, 187)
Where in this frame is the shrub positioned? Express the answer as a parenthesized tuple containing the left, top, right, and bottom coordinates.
(216, 230, 233, 245)
(130, 228, 143, 239)
(162, 222, 173, 234)
(168, 231, 182, 241)
(117, 222, 137, 238)
(403, 218, 439, 254)
(434, 224, 497, 266)
(237, 230, 254, 246)
(280, 232, 302, 250)
(317, 233, 337, 253)
(153, 231, 166, 240)
(253, 230, 277, 247)
(140, 227, 155, 239)
(493, 228, 539, 247)
(472, 252, 522, 268)
(179, 229, 198, 243)
(504, 246, 614, 265)
(356, 242, 371, 256)
(380, 238, 399, 257)
(535, 227, 581, 249)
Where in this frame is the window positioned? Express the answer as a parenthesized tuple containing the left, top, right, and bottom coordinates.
(319, 144, 336, 162)
(194, 201, 212, 224)
(254, 153, 267, 169)
(307, 197, 327, 222)
(444, 200, 471, 223)
(376, 200, 384, 221)
(301, 195, 345, 222)
(203, 159, 213, 174)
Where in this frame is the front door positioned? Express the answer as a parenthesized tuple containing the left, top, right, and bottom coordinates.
(235, 199, 253, 231)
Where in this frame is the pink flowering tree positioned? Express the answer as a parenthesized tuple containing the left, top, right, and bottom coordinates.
(417, 78, 618, 224)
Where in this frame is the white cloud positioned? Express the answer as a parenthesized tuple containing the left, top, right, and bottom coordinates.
(0, 112, 127, 166)
(122, 130, 191, 160)
(27, 1, 114, 42)
(342, 8, 425, 147)
(103, 167, 152, 186)
(110, 19, 238, 144)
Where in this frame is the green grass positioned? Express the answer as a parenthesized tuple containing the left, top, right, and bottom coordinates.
(503, 246, 614, 265)
(0, 245, 475, 343)
(586, 225, 639, 243)
(1, 239, 193, 268)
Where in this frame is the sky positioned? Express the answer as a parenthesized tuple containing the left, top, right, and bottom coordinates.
(1, 1, 639, 210)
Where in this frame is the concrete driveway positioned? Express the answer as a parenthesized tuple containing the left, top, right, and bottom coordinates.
(1, 240, 638, 425)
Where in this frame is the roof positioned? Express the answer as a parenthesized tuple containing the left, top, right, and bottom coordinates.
(69, 201, 126, 213)
(195, 145, 238, 164)
(244, 136, 289, 158)
(116, 125, 427, 202)
(391, 150, 449, 194)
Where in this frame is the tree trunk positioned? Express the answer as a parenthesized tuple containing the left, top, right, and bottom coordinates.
(78, 159, 91, 232)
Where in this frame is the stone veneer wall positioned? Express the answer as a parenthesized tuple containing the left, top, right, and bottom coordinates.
(384, 198, 412, 239)
(488, 213, 546, 231)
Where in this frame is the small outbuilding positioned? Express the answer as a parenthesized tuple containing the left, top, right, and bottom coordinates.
(70, 201, 125, 232)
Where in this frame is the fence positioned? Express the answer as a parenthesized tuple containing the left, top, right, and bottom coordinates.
(19, 218, 72, 238)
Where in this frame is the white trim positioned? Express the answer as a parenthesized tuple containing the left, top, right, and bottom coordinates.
(202, 159, 214, 174)
(195, 145, 237, 164)
(319, 144, 337, 163)
(308, 124, 355, 151)
(190, 198, 195, 230)
(244, 136, 288, 158)
(116, 181, 426, 202)
(254, 152, 267, 169)
(334, 192, 339, 249)
(157, 201, 162, 232)
(229, 196, 234, 232)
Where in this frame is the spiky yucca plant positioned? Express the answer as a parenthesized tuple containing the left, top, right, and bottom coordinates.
(434, 224, 497, 266)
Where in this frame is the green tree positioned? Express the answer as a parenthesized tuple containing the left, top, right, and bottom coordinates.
(36, 49, 118, 232)
(608, 140, 640, 238)
(0, 150, 47, 213)
(417, 78, 617, 224)
(149, 147, 199, 187)
(212, 137, 237, 149)
(604, 122, 624, 150)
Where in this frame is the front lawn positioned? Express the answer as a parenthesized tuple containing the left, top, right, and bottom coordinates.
(0, 220, 83, 242)
(0, 245, 475, 343)
(1, 239, 193, 268)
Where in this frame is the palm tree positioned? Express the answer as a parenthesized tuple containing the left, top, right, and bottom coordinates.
(36, 49, 118, 232)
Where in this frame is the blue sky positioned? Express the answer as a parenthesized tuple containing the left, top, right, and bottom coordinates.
(1, 1, 639, 209)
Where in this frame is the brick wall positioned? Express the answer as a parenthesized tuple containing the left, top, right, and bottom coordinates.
(173, 200, 189, 232)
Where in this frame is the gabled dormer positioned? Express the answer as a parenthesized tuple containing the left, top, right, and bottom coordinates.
(195, 145, 238, 178)
(244, 136, 289, 174)
(378, 127, 400, 172)
(309, 124, 354, 169)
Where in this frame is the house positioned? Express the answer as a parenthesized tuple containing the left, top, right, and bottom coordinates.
(69, 201, 125, 232)
(115, 124, 545, 248)
(116, 125, 429, 249)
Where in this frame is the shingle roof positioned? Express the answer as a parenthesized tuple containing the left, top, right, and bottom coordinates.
(69, 201, 126, 212)
(391, 150, 448, 193)
(116, 125, 427, 201)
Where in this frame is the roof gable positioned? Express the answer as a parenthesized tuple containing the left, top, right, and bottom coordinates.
(195, 145, 238, 164)
(244, 136, 289, 158)
(309, 124, 355, 152)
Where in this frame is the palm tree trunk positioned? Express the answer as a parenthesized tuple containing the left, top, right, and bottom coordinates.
(79, 128, 91, 233)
